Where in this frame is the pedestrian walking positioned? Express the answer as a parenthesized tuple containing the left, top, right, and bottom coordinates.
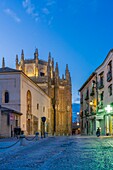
(96, 127, 100, 137)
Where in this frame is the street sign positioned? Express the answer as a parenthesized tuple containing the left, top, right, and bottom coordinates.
(41, 116, 46, 122)
(10, 113, 14, 121)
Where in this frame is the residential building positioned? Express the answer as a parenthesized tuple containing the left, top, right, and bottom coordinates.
(96, 49, 113, 135)
(79, 72, 97, 135)
(79, 49, 113, 136)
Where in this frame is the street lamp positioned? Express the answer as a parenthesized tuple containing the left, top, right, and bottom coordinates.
(89, 101, 93, 106)
(41, 116, 46, 138)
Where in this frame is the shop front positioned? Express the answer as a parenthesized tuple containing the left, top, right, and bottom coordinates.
(96, 113, 105, 135)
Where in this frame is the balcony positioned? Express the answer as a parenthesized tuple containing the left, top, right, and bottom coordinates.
(91, 112, 96, 115)
(85, 109, 89, 116)
(98, 83, 104, 89)
(90, 88, 95, 96)
(107, 71, 112, 82)
(80, 98, 83, 104)
(85, 95, 89, 100)
(90, 105, 96, 115)
(98, 101, 103, 109)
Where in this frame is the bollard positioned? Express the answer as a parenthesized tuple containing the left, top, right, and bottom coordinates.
(20, 134, 26, 146)
(35, 132, 39, 141)
(44, 132, 48, 138)
(44, 132, 45, 138)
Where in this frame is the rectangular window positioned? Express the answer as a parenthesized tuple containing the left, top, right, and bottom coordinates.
(16, 120, 18, 127)
(43, 106, 45, 112)
(80, 94, 83, 104)
(99, 72, 104, 89)
(108, 60, 112, 72)
(100, 91, 104, 101)
(85, 88, 89, 100)
(107, 61, 112, 82)
(100, 75, 104, 86)
(37, 104, 39, 110)
(5, 91, 9, 103)
(40, 72, 45, 76)
(108, 84, 112, 96)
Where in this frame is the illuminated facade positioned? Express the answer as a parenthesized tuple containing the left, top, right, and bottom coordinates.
(96, 49, 113, 135)
(16, 49, 72, 135)
(79, 73, 97, 135)
(0, 66, 51, 136)
(79, 49, 113, 136)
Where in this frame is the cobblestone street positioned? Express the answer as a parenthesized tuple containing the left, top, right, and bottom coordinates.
(0, 136, 113, 170)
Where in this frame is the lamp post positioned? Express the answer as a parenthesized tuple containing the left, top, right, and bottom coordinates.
(41, 117, 46, 138)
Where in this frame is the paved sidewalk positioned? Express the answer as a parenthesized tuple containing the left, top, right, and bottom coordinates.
(1, 135, 113, 169)
(76, 134, 113, 138)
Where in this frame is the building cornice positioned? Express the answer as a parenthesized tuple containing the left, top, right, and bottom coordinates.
(95, 49, 113, 71)
(0, 67, 51, 100)
(79, 72, 96, 92)
(79, 49, 113, 92)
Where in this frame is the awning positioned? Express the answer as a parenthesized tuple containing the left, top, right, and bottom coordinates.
(0, 105, 22, 115)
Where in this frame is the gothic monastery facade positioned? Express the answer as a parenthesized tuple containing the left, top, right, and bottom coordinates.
(16, 49, 72, 135)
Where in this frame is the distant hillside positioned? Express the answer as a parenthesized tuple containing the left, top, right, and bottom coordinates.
(72, 103, 80, 122)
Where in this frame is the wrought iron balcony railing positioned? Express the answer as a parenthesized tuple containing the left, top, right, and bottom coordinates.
(90, 89, 95, 96)
(107, 71, 112, 82)
(98, 82, 104, 89)
(85, 95, 89, 100)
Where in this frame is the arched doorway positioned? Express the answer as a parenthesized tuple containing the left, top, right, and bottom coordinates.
(26, 90, 32, 135)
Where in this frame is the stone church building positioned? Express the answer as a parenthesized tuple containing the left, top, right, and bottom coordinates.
(16, 49, 72, 135)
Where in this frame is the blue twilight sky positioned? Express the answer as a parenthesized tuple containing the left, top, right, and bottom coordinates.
(0, 0, 113, 103)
